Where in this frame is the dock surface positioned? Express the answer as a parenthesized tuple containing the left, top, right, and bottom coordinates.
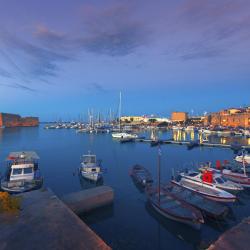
(0, 189, 111, 250)
(209, 217, 250, 250)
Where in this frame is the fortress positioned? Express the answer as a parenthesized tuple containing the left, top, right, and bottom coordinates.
(0, 113, 39, 128)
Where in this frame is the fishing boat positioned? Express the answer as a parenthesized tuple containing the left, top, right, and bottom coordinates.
(79, 152, 102, 182)
(180, 168, 243, 193)
(146, 186, 204, 229)
(0, 151, 43, 194)
(146, 147, 204, 229)
(129, 165, 153, 187)
(172, 175, 237, 203)
(164, 182, 228, 219)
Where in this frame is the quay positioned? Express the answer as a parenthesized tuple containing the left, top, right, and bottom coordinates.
(62, 186, 114, 214)
(0, 187, 113, 250)
(208, 217, 250, 250)
(135, 138, 250, 150)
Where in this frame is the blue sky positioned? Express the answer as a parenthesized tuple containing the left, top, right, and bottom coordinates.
(0, 0, 249, 121)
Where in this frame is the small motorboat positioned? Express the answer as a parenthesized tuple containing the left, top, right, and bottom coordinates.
(79, 152, 102, 182)
(164, 182, 228, 219)
(172, 174, 237, 203)
(235, 153, 250, 164)
(180, 168, 243, 193)
(146, 185, 204, 229)
(129, 165, 153, 187)
(0, 151, 43, 194)
(217, 157, 250, 188)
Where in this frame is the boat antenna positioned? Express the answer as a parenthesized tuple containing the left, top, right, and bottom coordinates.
(158, 145, 161, 205)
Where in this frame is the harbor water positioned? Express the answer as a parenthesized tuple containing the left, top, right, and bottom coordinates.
(0, 127, 250, 250)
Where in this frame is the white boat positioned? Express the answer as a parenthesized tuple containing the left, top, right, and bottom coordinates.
(180, 169, 243, 193)
(173, 170, 237, 202)
(79, 153, 102, 182)
(111, 92, 138, 139)
(0, 151, 43, 193)
(112, 132, 138, 139)
(235, 154, 250, 164)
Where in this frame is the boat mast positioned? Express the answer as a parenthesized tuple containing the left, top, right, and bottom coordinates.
(158, 146, 161, 205)
(119, 91, 122, 131)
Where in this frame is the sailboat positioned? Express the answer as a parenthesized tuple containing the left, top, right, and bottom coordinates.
(112, 92, 138, 139)
(146, 147, 204, 229)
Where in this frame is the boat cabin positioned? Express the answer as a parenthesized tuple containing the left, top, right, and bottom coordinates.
(6, 151, 39, 182)
(82, 155, 96, 164)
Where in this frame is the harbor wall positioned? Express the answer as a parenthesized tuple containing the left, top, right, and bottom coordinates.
(0, 112, 39, 127)
(61, 186, 114, 214)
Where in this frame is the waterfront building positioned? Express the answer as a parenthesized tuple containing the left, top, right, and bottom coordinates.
(0, 113, 39, 127)
(204, 107, 250, 128)
(120, 116, 145, 124)
(171, 112, 188, 123)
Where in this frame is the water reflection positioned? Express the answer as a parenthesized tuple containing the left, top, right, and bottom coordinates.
(145, 202, 203, 248)
(80, 204, 114, 225)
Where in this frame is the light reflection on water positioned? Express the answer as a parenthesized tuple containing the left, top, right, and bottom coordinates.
(0, 127, 250, 250)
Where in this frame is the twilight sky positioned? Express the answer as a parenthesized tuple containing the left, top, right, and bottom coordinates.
(0, 0, 249, 121)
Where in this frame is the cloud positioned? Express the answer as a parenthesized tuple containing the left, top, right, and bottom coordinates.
(181, 47, 224, 60)
(78, 3, 149, 56)
(0, 67, 12, 78)
(32, 3, 149, 57)
(0, 82, 36, 92)
(0, 30, 73, 82)
(173, 0, 250, 61)
(87, 82, 108, 93)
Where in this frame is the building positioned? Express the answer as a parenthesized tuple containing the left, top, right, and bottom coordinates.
(0, 113, 39, 128)
(120, 116, 145, 123)
(171, 112, 188, 123)
(204, 107, 250, 128)
(187, 116, 205, 125)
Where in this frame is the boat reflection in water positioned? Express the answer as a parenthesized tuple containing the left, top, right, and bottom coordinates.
(145, 202, 204, 249)
(79, 174, 104, 190)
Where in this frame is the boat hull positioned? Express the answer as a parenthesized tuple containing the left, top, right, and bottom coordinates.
(0, 179, 43, 194)
(172, 181, 236, 203)
(150, 201, 201, 230)
(81, 171, 102, 182)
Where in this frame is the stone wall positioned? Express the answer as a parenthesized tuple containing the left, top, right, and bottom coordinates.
(0, 113, 39, 127)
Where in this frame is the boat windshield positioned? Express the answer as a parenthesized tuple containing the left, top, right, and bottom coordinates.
(83, 156, 96, 164)
(215, 177, 225, 184)
(188, 172, 199, 177)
